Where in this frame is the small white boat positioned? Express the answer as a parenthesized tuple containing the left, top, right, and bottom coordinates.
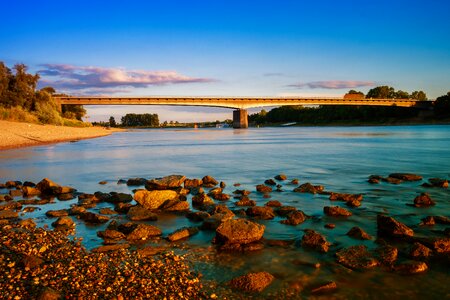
(281, 122, 297, 127)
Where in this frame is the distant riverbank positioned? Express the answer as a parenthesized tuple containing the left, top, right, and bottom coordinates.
(0, 120, 122, 150)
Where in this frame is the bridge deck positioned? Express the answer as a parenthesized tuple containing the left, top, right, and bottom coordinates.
(55, 96, 425, 109)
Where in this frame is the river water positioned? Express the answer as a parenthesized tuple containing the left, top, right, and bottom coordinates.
(1, 125, 449, 298)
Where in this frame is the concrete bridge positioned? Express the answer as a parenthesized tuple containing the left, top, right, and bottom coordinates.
(54, 96, 431, 128)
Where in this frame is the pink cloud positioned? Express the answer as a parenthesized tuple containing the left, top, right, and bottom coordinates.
(38, 64, 214, 94)
(288, 80, 375, 89)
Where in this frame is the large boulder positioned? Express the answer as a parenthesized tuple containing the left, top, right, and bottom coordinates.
(229, 271, 274, 293)
(108, 192, 133, 203)
(301, 230, 330, 253)
(22, 186, 41, 197)
(215, 219, 265, 245)
(377, 215, 414, 238)
(145, 175, 186, 190)
(336, 245, 378, 270)
(134, 189, 178, 210)
(36, 178, 60, 195)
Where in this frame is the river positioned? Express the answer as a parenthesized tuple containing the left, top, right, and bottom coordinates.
(1, 125, 449, 298)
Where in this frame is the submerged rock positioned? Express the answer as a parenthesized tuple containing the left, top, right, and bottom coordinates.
(229, 271, 274, 293)
(146, 175, 186, 190)
(336, 245, 378, 269)
(394, 261, 428, 275)
(246, 206, 275, 220)
(382, 177, 403, 184)
(377, 215, 414, 238)
(310, 281, 337, 295)
(388, 173, 422, 181)
(215, 219, 265, 245)
(202, 175, 218, 187)
(294, 183, 324, 194)
(301, 230, 330, 253)
(275, 174, 287, 181)
(126, 178, 146, 186)
(186, 211, 210, 222)
(422, 178, 448, 188)
(281, 210, 307, 225)
(409, 242, 432, 260)
(264, 179, 276, 186)
(133, 189, 178, 210)
(184, 178, 203, 188)
(127, 205, 158, 221)
(256, 184, 272, 193)
(79, 212, 109, 224)
(167, 227, 199, 242)
(329, 193, 363, 202)
(265, 200, 282, 207)
(275, 206, 297, 217)
(376, 244, 398, 266)
(126, 224, 162, 241)
(413, 193, 435, 207)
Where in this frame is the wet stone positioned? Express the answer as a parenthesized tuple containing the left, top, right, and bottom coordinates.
(377, 215, 414, 238)
(275, 174, 287, 181)
(422, 178, 448, 188)
(99, 207, 118, 215)
(186, 211, 210, 222)
(265, 200, 282, 207)
(388, 173, 423, 181)
(229, 271, 274, 293)
(115, 202, 133, 214)
(246, 206, 275, 220)
(57, 193, 74, 201)
(376, 244, 398, 266)
(294, 183, 324, 194)
(146, 174, 186, 190)
(413, 193, 435, 207)
(97, 229, 126, 241)
(160, 199, 190, 212)
(336, 245, 378, 270)
(215, 219, 265, 245)
(126, 224, 162, 241)
(51, 216, 75, 229)
(46, 209, 69, 217)
(394, 261, 428, 275)
(325, 223, 336, 229)
(167, 227, 199, 242)
(409, 242, 432, 260)
(79, 212, 110, 224)
(202, 175, 218, 187)
(324, 206, 352, 217)
(256, 184, 272, 193)
(329, 192, 363, 202)
(382, 177, 402, 184)
(310, 281, 337, 295)
(134, 189, 178, 210)
(126, 177, 146, 186)
(347, 226, 371, 240)
(301, 230, 330, 253)
(127, 205, 157, 221)
(184, 178, 203, 188)
(235, 198, 256, 207)
(9, 189, 23, 197)
(275, 206, 297, 217)
(0, 210, 19, 219)
(281, 210, 307, 225)
(264, 179, 277, 186)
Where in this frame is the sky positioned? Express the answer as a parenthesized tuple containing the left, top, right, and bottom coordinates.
(1, 0, 449, 122)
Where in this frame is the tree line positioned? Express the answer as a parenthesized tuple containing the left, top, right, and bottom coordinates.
(0, 61, 86, 125)
(249, 86, 450, 125)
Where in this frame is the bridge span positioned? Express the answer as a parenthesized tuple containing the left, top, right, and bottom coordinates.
(54, 96, 430, 128)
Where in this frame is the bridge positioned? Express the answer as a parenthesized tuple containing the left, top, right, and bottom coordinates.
(54, 96, 431, 128)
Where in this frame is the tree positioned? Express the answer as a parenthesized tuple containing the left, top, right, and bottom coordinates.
(411, 91, 427, 101)
(40, 86, 56, 95)
(62, 105, 86, 120)
(394, 90, 410, 99)
(348, 90, 365, 96)
(434, 92, 450, 116)
(366, 86, 395, 99)
(0, 62, 11, 103)
(109, 116, 116, 127)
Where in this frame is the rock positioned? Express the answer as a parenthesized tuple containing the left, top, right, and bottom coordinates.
(310, 281, 337, 294)
(394, 261, 428, 275)
(167, 227, 199, 242)
(324, 206, 352, 217)
(265, 200, 282, 207)
(36, 178, 60, 194)
(184, 178, 203, 188)
(211, 193, 231, 201)
(126, 178, 146, 186)
(229, 272, 274, 293)
(202, 175, 218, 187)
(409, 242, 432, 260)
(207, 204, 235, 217)
(266, 239, 295, 248)
(202, 213, 233, 230)
(51, 216, 75, 229)
(22, 255, 44, 269)
(9, 189, 23, 197)
(281, 210, 307, 225)
(192, 194, 214, 206)
(19, 219, 36, 228)
(134, 189, 178, 210)
(186, 211, 210, 222)
(256, 184, 272, 193)
(0, 210, 19, 219)
(117, 179, 127, 184)
(418, 237, 450, 254)
(5, 180, 21, 188)
(115, 202, 133, 214)
(215, 219, 265, 245)
(54, 186, 76, 194)
(246, 206, 275, 220)
(420, 216, 436, 226)
(98, 180, 107, 185)
(220, 181, 226, 189)
(235, 198, 256, 207)
(368, 178, 380, 184)
(377, 215, 414, 238)
(126, 224, 162, 241)
(264, 179, 276, 186)
(301, 230, 330, 253)
(388, 173, 422, 181)
(434, 216, 450, 224)
(219, 241, 265, 252)
(413, 193, 435, 207)
(22, 186, 41, 197)
(136, 246, 166, 257)
(329, 193, 363, 202)
(376, 244, 398, 265)
(146, 175, 186, 190)
(233, 189, 251, 196)
(325, 223, 336, 229)
(57, 193, 74, 201)
(336, 245, 378, 269)
(275, 206, 297, 216)
(79, 212, 110, 224)
(37, 287, 61, 300)
(127, 205, 157, 221)
(346, 227, 371, 240)
(69, 205, 86, 215)
(207, 187, 222, 195)
(93, 192, 112, 202)
(382, 176, 403, 184)
(46, 209, 69, 217)
(99, 207, 118, 215)
(91, 243, 130, 253)
(108, 192, 133, 203)
(97, 229, 126, 241)
(346, 199, 362, 207)
(0, 201, 22, 211)
(290, 179, 299, 185)
(189, 186, 204, 195)
(422, 178, 448, 188)
(294, 183, 324, 194)
(159, 200, 190, 212)
(275, 174, 287, 181)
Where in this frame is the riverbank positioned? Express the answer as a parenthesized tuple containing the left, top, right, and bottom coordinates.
(0, 120, 123, 150)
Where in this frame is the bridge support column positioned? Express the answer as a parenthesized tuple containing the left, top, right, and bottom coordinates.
(233, 109, 248, 129)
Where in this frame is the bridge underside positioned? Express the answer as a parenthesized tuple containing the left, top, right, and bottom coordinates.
(54, 97, 431, 129)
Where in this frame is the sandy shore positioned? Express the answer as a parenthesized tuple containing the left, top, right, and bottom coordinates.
(0, 120, 121, 150)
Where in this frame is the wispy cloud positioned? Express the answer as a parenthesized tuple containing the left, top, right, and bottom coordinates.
(37, 64, 214, 94)
(288, 80, 375, 89)
(263, 72, 285, 77)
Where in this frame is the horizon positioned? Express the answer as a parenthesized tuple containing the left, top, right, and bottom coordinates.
(1, 0, 449, 122)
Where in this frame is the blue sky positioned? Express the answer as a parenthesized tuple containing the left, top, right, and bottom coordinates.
(1, 0, 449, 122)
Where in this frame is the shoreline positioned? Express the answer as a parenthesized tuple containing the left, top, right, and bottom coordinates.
(0, 120, 123, 151)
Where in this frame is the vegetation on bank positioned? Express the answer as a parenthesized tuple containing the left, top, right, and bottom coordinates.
(0, 61, 87, 126)
(250, 87, 450, 126)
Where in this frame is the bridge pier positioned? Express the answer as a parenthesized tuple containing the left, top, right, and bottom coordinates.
(233, 109, 248, 129)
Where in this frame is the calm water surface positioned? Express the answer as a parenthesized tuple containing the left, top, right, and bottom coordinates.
(1, 125, 449, 298)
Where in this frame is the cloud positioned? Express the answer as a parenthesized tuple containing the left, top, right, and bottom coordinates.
(288, 80, 375, 89)
(37, 64, 214, 94)
(263, 72, 285, 77)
